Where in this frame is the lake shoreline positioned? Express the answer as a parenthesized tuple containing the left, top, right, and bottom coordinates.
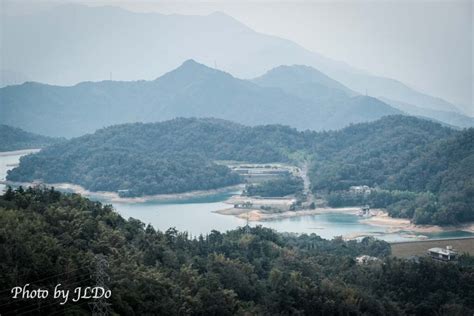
(2, 150, 473, 242)
(0, 148, 41, 157)
(362, 210, 474, 234)
(215, 205, 474, 237)
(214, 206, 360, 221)
(0, 179, 245, 203)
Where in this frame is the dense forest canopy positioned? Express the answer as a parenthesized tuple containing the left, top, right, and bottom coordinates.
(310, 118, 473, 225)
(1, 187, 473, 315)
(6, 118, 310, 196)
(245, 175, 304, 198)
(308, 115, 457, 190)
(0, 125, 61, 151)
(7, 115, 473, 224)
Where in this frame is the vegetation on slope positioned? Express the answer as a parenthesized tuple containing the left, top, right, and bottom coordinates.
(1, 187, 473, 315)
(244, 175, 304, 197)
(0, 125, 61, 151)
(6, 118, 309, 197)
(308, 116, 457, 191)
(312, 117, 473, 224)
(7, 115, 473, 224)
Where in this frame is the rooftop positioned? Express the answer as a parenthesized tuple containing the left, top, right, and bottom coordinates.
(428, 247, 457, 255)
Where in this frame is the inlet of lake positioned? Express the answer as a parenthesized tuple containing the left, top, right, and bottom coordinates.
(2, 150, 473, 242)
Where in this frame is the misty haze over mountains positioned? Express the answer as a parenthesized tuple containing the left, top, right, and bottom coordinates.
(1, 3, 474, 315)
(0, 60, 404, 137)
(1, 4, 472, 123)
(2, 58, 474, 137)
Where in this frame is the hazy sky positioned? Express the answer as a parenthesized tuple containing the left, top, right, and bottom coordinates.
(3, 0, 473, 111)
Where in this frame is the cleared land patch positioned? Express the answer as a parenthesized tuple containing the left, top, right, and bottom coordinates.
(391, 238, 474, 258)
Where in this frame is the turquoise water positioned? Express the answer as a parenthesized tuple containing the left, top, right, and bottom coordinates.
(2, 151, 473, 242)
(109, 194, 473, 242)
(109, 192, 246, 238)
(0, 152, 26, 193)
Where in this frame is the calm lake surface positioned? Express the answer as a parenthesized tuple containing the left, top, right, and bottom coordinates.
(2, 150, 473, 242)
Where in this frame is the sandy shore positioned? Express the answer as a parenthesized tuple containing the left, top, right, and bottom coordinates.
(225, 195, 296, 207)
(0, 148, 41, 157)
(215, 205, 474, 238)
(362, 210, 474, 234)
(0, 179, 244, 203)
(215, 206, 360, 221)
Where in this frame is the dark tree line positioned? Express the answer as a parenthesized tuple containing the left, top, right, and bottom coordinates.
(0, 187, 473, 315)
(244, 175, 304, 197)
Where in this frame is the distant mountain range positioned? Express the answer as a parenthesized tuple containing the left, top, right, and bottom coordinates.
(2, 4, 471, 116)
(253, 65, 357, 102)
(379, 97, 474, 129)
(0, 125, 61, 151)
(0, 60, 402, 137)
(254, 65, 474, 129)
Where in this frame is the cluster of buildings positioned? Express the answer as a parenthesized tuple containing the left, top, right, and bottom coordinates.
(357, 205, 372, 217)
(230, 164, 293, 183)
(349, 185, 373, 195)
(356, 245, 459, 266)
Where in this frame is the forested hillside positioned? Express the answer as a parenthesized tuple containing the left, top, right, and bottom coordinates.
(387, 128, 474, 224)
(308, 115, 457, 191)
(311, 117, 473, 224)
(6, 118, 310, 196)
(245, 175, 304, 198)
(1, 187, 473, 315)
(0, 125, 61, 151)
(7, 116, 473, 224)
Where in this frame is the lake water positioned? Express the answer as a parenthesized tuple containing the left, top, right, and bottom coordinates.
(2, 150, 473, 242)
(0, 150, 28, 193)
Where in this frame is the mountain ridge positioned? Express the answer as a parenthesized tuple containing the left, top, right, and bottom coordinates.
(0, 60, 400, 137)
(1, 4, 466, 115)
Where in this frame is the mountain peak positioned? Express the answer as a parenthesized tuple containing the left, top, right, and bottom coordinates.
(180, 59, 207, 69)
(253, 64, 355, 99)
(208, 11, 230, 18)
(174, 59, 222, 75)
(155, 59, 232, 84)
(259, 65, 352, 91)
(182, 59, 199, 65)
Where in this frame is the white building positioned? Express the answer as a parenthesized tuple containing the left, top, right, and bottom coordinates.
(349, 185, 372, 194)
(355, 255, 380, 264)
(427, 246, 457, 261)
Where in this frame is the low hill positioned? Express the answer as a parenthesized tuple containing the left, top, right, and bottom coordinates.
(309, 117, 473, 224)
(387, 128, 474, 223)
(0, 125, 61, 151)
(6, 118, 310, 197)
(309, 115, 457, 190)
